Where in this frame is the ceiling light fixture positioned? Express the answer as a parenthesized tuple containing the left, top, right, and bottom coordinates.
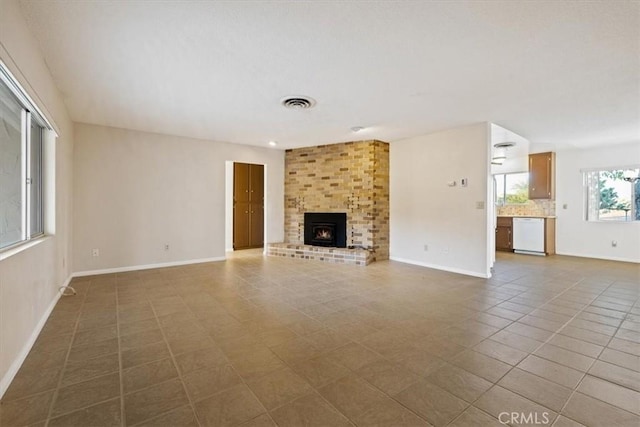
(268, 141, 277, 146)
(350, 126, 365, 133)
(492, 142, 515, 165)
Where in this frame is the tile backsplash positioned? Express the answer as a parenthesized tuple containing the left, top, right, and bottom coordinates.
(497, 199, 556, 217)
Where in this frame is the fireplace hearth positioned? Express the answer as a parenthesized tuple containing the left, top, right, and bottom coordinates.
(304, 213, 346, 248)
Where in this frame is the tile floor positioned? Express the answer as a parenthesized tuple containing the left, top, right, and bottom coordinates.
(1, 250, 639, 426)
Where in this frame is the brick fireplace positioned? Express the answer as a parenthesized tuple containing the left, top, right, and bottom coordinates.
(268, 140, 389, 265)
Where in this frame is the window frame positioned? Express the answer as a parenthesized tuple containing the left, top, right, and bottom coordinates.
(494, 171, 530, 207)
(0, 61, 54, 253)
(583, 166, 640, 223)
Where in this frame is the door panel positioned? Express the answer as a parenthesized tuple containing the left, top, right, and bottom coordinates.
(233, 162, 264, 250)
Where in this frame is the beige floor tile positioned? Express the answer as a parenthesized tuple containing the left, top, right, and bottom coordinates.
(517, 355, 584, 389)
(0, 390, 55, 426)
(2, 364, 63, 401)
(60, 353, 120, 387)
(490, 330, 543, 353)
(134, 404, 199, 427)
(504, 322, 554, 342)
(123, 358, 178, 394)
(576, 375, 640, 415)
(269, 393, 352, 427)
(394, 379, 468, 426)
(173, 346, 228, 375)
(66, 338, 119, 363)
(547, 334, 603, 358)
(448, 406, 502, 427)
(289, 355, 350, 388)
(356, 359, 419, 395)
(120, 328, 164, 351)
(562, 392, 640, 427)
(533, 344, 595, 372)
(588, 359, 640, 392)
(72, 324, 118, 347)
(304, 328, 352, 352)
(48, 398, 121, 427)
(426, 363, 492, 403)
(451, 350, 511, 383)
(51, 372, 120, 417)
(247, 367, 313, 411)
(270, 337, 322, 364)
(354, 397, 430, 426)
(239, 413, 277, 427)
(325, 343, 383, 371)
(498, 368, 572, 412)
(608, 337, 640, 357)
(124, 378, 189, 425)
(194, 384, 266, 427)
(475, 385, 556, 426)
(598, 348, 640, 372)
(318, 375, 387, 420)
(474, 339, 528, 366)
(231, 348, 287, 380)
(182, 364, 242, 401)
(551, 415, 586, 427)
(559, 325, 611, 346)
(121, 341, 171, 370)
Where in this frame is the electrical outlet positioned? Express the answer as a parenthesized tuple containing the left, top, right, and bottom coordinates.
(476, 201, 485, 209)
(611, 241, 617, 248)
(164, 244, 170, 251)
(92, 248, 99, 257)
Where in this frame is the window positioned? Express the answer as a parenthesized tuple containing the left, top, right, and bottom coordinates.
(584, 168, 640, 222)
(494, 172, 529, 206)
(0, 64, 49, 250)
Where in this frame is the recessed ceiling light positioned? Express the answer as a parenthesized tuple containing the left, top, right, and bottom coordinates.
(350, 126, 365, 132)
(268, 141, 277, 146)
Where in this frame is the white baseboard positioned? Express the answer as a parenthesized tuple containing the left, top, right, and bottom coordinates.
(555, 251, 640, 264)
(73, 257, 226, 277)
(389, 256, 491, 278)
(0, 274, 69, 399)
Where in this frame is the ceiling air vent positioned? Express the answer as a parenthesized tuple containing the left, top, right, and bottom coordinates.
(281, 96, 316, 110)
(494, 142, 516, 149)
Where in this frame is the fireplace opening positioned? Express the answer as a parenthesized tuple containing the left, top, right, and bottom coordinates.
(304, 213, 346, 248)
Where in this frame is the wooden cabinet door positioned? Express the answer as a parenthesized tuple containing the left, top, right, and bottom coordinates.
(233, 163, 250, 249)
(233, 163, 264, 250)
(529, 152, 554, 199)
(496, 226, 512, 251)
(249, 164, 264, 247)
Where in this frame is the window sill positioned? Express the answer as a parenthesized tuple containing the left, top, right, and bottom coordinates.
(0, 235, 52, 262)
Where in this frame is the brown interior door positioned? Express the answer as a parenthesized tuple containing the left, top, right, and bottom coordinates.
(233, 163, 250, 249)
(233, 162, 264, 250)
(249, 164, 264, 247)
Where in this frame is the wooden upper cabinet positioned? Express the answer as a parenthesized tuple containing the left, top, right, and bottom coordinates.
(529, 152, 555, 200)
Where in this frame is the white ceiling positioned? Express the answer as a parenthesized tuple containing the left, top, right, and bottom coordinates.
(18, 1, 639, 150)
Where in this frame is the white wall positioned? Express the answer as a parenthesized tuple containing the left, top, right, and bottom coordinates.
(73, 123, 284, 273)
(390, 123, 492, 278)
(0, 0, 74, 397)
(556, 142, 640, 263)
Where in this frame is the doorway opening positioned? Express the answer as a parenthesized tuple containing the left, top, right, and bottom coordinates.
(232, 162, 264, 250)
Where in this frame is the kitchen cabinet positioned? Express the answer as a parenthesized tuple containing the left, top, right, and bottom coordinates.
(233, 162, 264, 250)
(529, 152, 555, 200)
(496, 216, 513, 252)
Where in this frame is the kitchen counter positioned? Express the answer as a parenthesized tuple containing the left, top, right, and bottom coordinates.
(498, 215, 556, 219)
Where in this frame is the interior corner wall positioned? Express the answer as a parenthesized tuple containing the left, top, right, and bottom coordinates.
(390, 123, 491, 278)
(555, 142, 640, 263)
(0, 0, 75, 397)
(72, 123, 285, 273)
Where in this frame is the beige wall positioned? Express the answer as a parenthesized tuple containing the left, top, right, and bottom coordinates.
(390, 123, 492, 278)
(284, 140, 390, 260)
(0, 0, 74, 396)
(73, 123, 285, 273)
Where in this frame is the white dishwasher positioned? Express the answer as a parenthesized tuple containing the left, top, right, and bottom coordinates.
(512, 217, 545, 255)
